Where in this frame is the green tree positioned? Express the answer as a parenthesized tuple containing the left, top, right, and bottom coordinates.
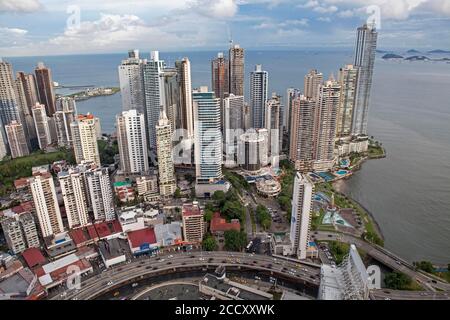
(224, 230, 247, 252)
(212, 190, 227, 206)
(202, 235, 218, 251)
(204, 209, 214, 222)
(256, 205, 271, 230)
(414, 261, 434, 273)
(174, 188, 182, 198)
(384, 272, 412, 290)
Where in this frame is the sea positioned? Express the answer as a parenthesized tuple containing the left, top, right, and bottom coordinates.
(6, 50, 450, 264)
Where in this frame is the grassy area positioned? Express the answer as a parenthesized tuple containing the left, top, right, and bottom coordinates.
(368, 145, 385, 158)
(98, 139, 118, 165)
(0, 149, 75, 196)
(328, 241, 350, 265)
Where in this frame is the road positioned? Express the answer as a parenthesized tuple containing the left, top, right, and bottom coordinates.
(53, 251, 321, 300)
(370, 289, 450, 300)
(313, 231, 450, 292)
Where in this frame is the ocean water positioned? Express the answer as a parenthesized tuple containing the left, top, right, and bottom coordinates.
(7, 50, 450, 263)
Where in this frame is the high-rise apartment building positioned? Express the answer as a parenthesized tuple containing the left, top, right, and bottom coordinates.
(211, 52, 229, 121)
(35, 62, 56, 116)
(193, 87, 222, 184)
(116, 109, 149, 174)
(229, 44, 245, 96)
(265, 93, 282, 163)
(289, 95, 316, 172)
(313, 79, 340, 171)
(175, 58, 194, 139)
(143, 51, 166, 150)
(29, 171, 64, 238)
(59, 169, 90, 229)
(136, 175, 158, 196)
(32, 103, 51, 150)
(5, 120, 29, 158)
(337, 65, 359, 137)
(352, 24, 378, 136)
(290, 172, 314, 260)
(118, 49, 146, 113)
(85, 167, 115, 221)
(54, 97, 76, 148)
(71, 114, 101, 166)
(223, 94, 244, 167)
(156, 110, 177, 197)
(304, 69, 323, 100)
(182, 203, 205, 243)
(0, 59, 20, 144)
(163, 67, 179, 132)
(15, 71, 38, 146)
(250, 65, 269, 129)
(1, 212, 40, 254)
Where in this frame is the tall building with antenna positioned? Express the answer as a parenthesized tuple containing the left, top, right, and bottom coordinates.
(229, 44, 245, 97)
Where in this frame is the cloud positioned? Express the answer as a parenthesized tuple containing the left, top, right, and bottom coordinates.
(0, 27, 28, 35)
(189, 0, 238, 19)
(253, 18, 309, 29)
(0, 0, 42, 13)
(0, 27, 28, 46)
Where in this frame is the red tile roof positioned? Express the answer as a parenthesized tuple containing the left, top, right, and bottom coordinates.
(14, 178, 30, 190)
(127, 228, 156, 249)
(11, 201, 34, 214)
(210, 212, 241, 233)
(94, 220, 122, 239)
(22, 248, 46, 269)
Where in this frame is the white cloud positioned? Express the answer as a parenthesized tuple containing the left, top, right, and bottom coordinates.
(189, 0, 238, 19)
(0, 27, 28, 47)
(253, 18, 309, 29)
(0, 0, 42, 12)
(317, 16, 332, 22)
(0, 27, 28, 35)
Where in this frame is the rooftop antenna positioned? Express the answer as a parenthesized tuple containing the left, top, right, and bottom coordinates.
(227, 24, 233, 48)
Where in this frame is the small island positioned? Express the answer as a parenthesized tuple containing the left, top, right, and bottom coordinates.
(382, 53, 404, 60)
(65, 87, 120, 101)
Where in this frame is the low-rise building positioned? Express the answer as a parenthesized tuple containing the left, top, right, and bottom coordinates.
(210, 212, 240, 235)
(127, 228, 158, 255)
(136, 175, 158, 196)
(154, 222, 183, 247)
(255, 178, 281, 198)
(0, 267, 45, 300)
(35, 253, 93, 290)
(98, 238, 128, 268)
(118, 207, 146, 233)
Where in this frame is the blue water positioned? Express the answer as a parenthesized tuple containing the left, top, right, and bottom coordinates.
(6, 50, 450, 263)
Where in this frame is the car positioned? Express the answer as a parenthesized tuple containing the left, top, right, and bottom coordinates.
(107, 281, 114, 286)
(168, 255, 173, 258)
(131, 283, 138, 288)
(327, 234, 333, 238)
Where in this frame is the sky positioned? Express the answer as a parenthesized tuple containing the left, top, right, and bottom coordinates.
(1, 0, 450, 56)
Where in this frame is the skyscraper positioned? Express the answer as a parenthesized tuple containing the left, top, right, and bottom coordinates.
(250, 64, 269, 129)
(54, 97, 76, 148)
(352, 24, 378, 136)
(0, 59, 20, 140)
(313, 78, 340, 171)
(15, 71, 38, 146)
(193, 87, 222, 184)
(156, 110, 177, 197)
(265, 93, 282, 163)
(5, 120, 29, 158)
(143, 51, 166, 151)
(162, 67, 179, 132)
(118, 49, 146, 113)
(175, 58, 194, 139)
(59, 169, 90, 229)
(289, 95, 316, 172)
(71, 114, 101, 166)
(285, 88, 301, 149)
(32, 103, 51, 150)
(85, 167, 115, 221)
(290, 172, 314, 260)
(182, 203, 205, 243)
(304, 69, 323, 100)
(211, 52, 229, 122)
(223, 94, 244, 167)
(229, 44, 245, 96)
(29, 171, 64, 238)
(116, 109, 149, 174)
(337, 65, 359, 137)
(35, 62, 56, 116)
